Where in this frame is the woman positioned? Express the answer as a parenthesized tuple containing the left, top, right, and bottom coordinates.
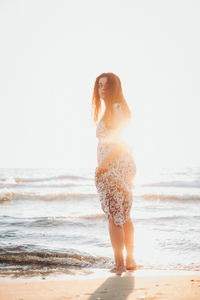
(92, 72, 136, 273)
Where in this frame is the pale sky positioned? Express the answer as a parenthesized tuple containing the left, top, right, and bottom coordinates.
(0, 0, 200, 173)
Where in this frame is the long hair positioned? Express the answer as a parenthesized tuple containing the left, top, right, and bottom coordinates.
(91, 72, 131, 129)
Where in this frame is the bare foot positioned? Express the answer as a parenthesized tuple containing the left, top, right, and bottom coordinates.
(126, 257, 136, 270)
(110, 265, 126, 275)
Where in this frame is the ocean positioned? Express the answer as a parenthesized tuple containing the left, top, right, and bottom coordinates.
(0, 166, 200, 280)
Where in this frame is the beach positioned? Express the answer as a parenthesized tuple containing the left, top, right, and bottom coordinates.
(0, 271, 200, 300)
(0, 167, 200, 299)
(1, 167, 200, 277)
(1, 0, 200, 297)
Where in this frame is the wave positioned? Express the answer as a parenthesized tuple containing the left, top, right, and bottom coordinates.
(0, 214, 106, 229)
(2, 213, 199, 230)
(140, 180, 200, 188)
(0, 247, 111, 269)
(1, 213, 199, 228)
(136, 193, 200, 201)
(0, 191, 98, 202)
(0, 174, 92, 185)
(0, 247, 199, 274)
(0, 183, 85, 189)
(74, 214, 106, 220)
(134, 215, 200, 223)
(1, 189, 200, 202)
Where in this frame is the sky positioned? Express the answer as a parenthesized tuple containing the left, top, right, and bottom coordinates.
(0, 0, 200, 173)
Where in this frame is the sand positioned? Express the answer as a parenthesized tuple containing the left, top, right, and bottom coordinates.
(0, 271, 200, 300)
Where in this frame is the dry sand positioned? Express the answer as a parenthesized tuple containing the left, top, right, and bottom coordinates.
(0, 271, 200, 300)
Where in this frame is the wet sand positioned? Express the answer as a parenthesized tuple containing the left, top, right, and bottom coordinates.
(0, 271, 200, 300)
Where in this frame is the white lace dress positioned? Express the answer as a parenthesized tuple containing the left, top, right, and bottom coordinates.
(95, 103, 136, 227)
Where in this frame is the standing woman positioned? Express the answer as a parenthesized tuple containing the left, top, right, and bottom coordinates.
(92, 72, 136, 273)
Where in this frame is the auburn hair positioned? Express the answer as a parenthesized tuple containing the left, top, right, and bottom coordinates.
(91, 72, 131, 128)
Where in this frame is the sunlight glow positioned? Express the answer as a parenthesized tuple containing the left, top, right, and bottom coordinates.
(0, 1, 199, 170)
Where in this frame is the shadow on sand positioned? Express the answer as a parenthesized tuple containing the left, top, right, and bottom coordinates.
(88, 272, 135, 300)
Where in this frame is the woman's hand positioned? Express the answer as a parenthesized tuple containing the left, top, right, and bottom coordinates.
(97, 163, 108, 174)
(96, 159, 109, 176)
(98, 159, 109, 170)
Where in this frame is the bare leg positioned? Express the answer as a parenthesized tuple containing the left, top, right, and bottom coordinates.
(123, 218, 136, 270)
(108, 217, 125, 271)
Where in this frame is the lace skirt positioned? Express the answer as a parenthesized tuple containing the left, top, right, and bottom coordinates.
(95, 153, 136, 227)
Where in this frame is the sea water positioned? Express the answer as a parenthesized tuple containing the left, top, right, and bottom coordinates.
(0, 167, 200, 279)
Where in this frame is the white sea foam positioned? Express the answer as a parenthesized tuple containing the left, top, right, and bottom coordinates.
(0, 167, 200, 278)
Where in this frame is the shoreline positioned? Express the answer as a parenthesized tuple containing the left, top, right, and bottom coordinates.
(0, 270, 200, 300)
(0, 269, 200, 282)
